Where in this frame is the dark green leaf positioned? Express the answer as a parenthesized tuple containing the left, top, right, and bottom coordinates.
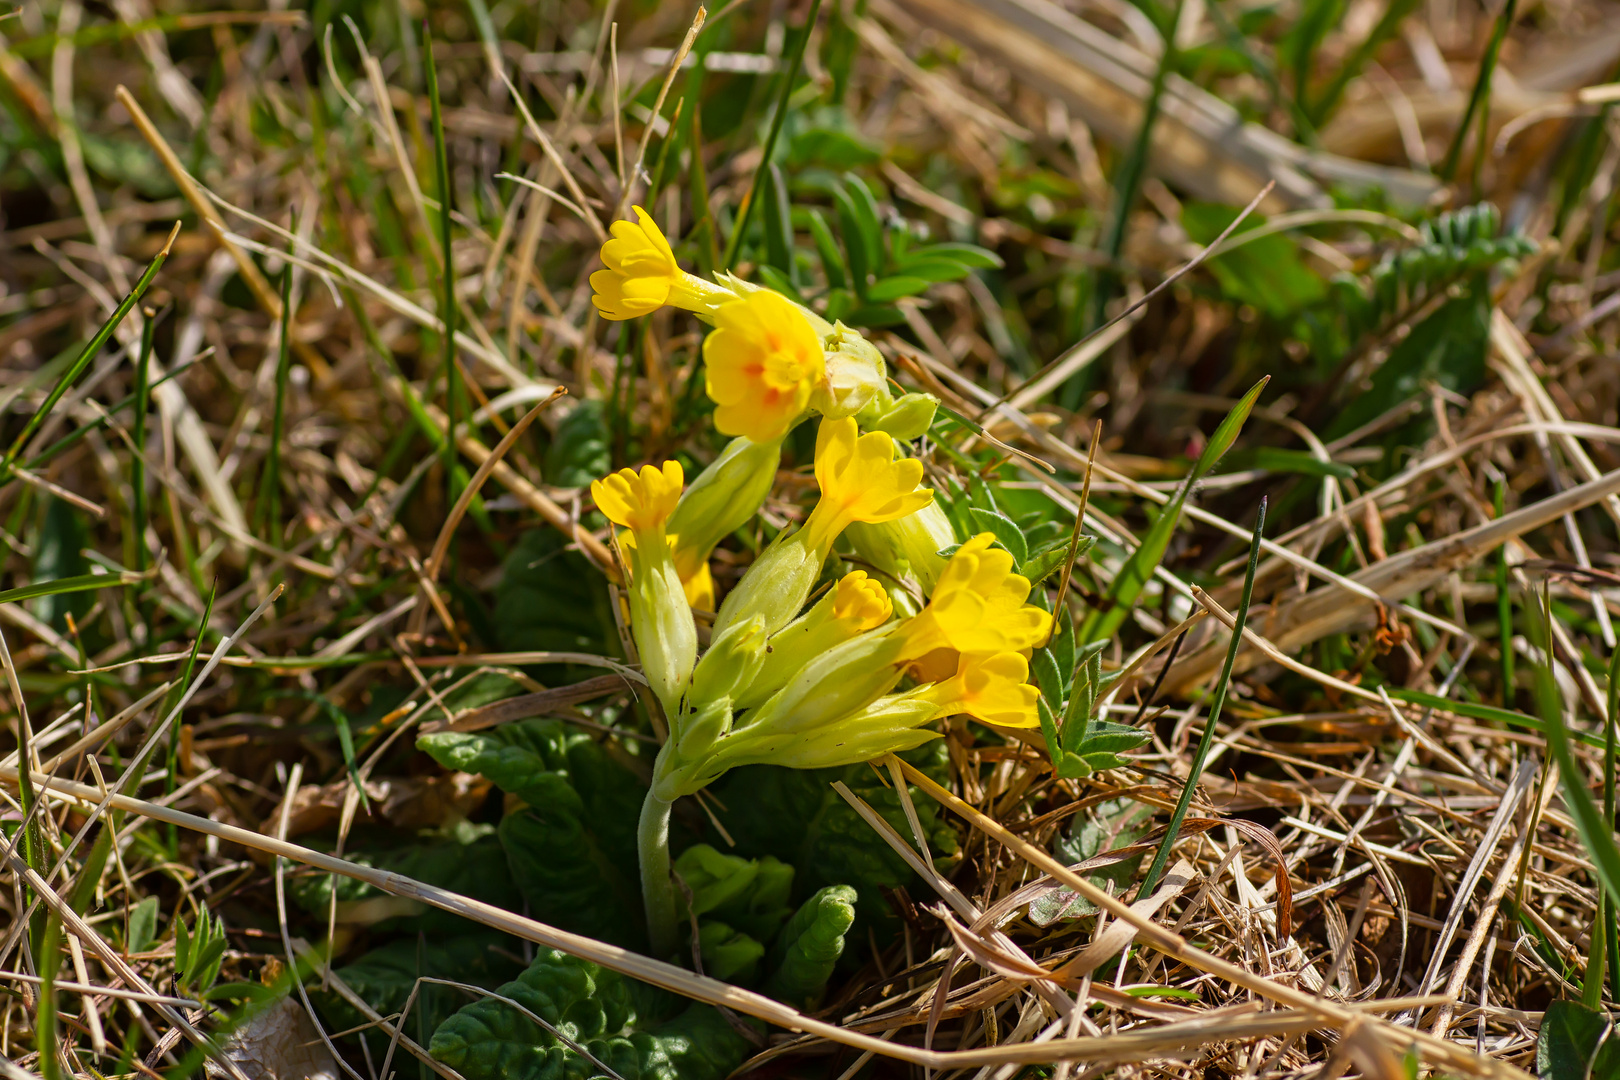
(545, 400, 611, 488)
(320, 932, 525, 1057)
(419, 719, 647, 949)
(1537, 1000, 1620, 1079)
(883, 257, 972, 283)
(760, 164, 796, 285)
(495, 530, 619, 680)
(1182, 203, 1325, 318)
(786, 128, 881, 169)
(1222, 447, 1355, 480)
(1029, 797, 1150, 924)
(430, 949, 756, 1080)
(897, 242, 1003, 270)
(127, 896, 159, 954)
(694, 922, 765, 983)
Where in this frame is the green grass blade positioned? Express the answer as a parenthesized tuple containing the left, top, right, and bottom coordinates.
(1079, 377, 1266, 642)
(1528, 589, 1620, 913)
(0, 223, 177, 481)
(1139, 495, 1267, 898)
(425, 23, 460, 507)
(130, 309, 156, 577)
(721, 0, 823, 270)
(0, 571, 138, 606)
(1438, 0, 1519, 182)
(1385, 687, 1606, 750)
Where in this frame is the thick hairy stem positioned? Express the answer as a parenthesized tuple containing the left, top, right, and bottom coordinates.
(638, 785, 678, 959)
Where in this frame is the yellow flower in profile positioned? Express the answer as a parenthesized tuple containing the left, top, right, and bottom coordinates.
(801, 418, 934, 554)
(591, 208, 680, 320)
(703, 291, 825, 443)
(591, 461, 683, 538)
(919, 651, 1041, 728)
(591, 207, 731, 320)
(898, 534, 1050, 659)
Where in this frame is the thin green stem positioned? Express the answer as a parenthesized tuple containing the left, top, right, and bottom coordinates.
(721, 0, 822, 270)
(1139, 495, 1267, 898)
(639, 779, 678, 959)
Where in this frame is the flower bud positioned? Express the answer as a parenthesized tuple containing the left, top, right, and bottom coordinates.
(668, 436, 784, 611)
(736, 571, 893, 709)
(688, 615, 769, 709)
(812, 326, 886, 420)
(845, 500, 957, 595)
(858, 391, 939, 442)
(590, 462, 696, 716)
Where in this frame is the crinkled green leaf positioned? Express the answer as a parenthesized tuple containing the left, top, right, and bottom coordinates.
(1182, 203, 1325, 318)
(288, 823, 519, 935)
(419, 719, 646, 949)
(674, 844, 795, 944)
(705, 742, 956, 935)
(1029, 798, 1149, 925)
(763, 885, 857, 1008)
(321, 931, 524, 1056)
(430, 948, 756, 1080)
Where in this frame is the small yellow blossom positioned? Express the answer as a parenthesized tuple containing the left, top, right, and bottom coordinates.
(591, 460, 683, 538)
(919, 650, 1041, 728)
(801, 418, 933, 553)
(898, 533, 1050, 658)
(703, 291, 825, 443)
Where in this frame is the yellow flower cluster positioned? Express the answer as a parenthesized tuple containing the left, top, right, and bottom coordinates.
(590, 206, 937, 447)
(590, 430, 1046, 803)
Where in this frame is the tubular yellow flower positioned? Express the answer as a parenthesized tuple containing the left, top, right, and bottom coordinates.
(591, 207, 731, 320)
(897, 533, 1050, 659)
(918, 651, 1041, 729)
(711, 420, 932, 641)
(591, 461, 683, 538)
(734, 571, 895, 710)
(800, 418, 933, 554)
(703, 291, 825, 443)
(591, 461, 694, 717)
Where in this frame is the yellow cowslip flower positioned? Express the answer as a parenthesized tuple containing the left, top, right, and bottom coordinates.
(710, 419, 933, 641)
(703, 290, 825, 443)
(918, 651, 1041, 728)
(675, 555, 716, 612)
(734, 571, 895, 710)
(897, 533, 1051, 659)
(592, 461, 683, 537)
(591, 207, 731, 320)
(799, 418, 933, 554)
(591, 461, 695, 717)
